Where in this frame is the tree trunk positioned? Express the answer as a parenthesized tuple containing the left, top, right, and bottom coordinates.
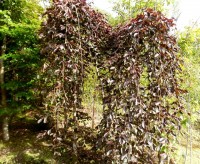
(91, 93, 95, 129)
(0, 37, 9, 141)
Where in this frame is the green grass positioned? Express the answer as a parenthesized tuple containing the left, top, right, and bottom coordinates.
(0, 131, 55, 164)
(0, 113, 100, 164)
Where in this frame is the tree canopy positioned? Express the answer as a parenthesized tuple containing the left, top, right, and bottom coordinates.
(39, 1, 185, 163)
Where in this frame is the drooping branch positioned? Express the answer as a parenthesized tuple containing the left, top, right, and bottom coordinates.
(40, 1, 185, 163)
(98, 9, 184, 163)
(39, 0, 111, 159)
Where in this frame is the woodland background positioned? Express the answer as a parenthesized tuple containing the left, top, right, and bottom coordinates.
(0, 0, 200, 163)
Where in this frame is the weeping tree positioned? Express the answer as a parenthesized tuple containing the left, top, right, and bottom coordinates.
(39, 0, 111, 160)
(40, 0, 185, 163)
(98, 9, 185, 163)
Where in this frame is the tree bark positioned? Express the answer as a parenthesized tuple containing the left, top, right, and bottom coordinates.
(0, 37, 9, 141)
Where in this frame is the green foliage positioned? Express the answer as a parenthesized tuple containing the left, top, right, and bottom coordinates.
(108, 0, 175, 26)
(82, 65, 102, 112)
(0, 0, 43, 23)
(178, 27, 200, 123)
(0, 0, 43, 113)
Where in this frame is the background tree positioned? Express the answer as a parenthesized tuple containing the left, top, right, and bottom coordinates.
(178, 27, 200, 127)
(108, 0, 176, 26)
(0, 0, 43, 141)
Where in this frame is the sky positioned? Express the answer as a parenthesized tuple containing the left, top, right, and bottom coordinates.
(177, 0, 200, 29)
(88, 0, 200, 30)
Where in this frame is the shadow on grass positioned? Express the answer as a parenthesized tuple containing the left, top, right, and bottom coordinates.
(0, 117, 103, 164)
(0, 127, 55, 163)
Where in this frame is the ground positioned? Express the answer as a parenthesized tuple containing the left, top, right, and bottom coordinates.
(0, 115, 200, 164)
(174, 129, 200, 164)
(0, 114, 101, 164)
(0, 118, 56, 164)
